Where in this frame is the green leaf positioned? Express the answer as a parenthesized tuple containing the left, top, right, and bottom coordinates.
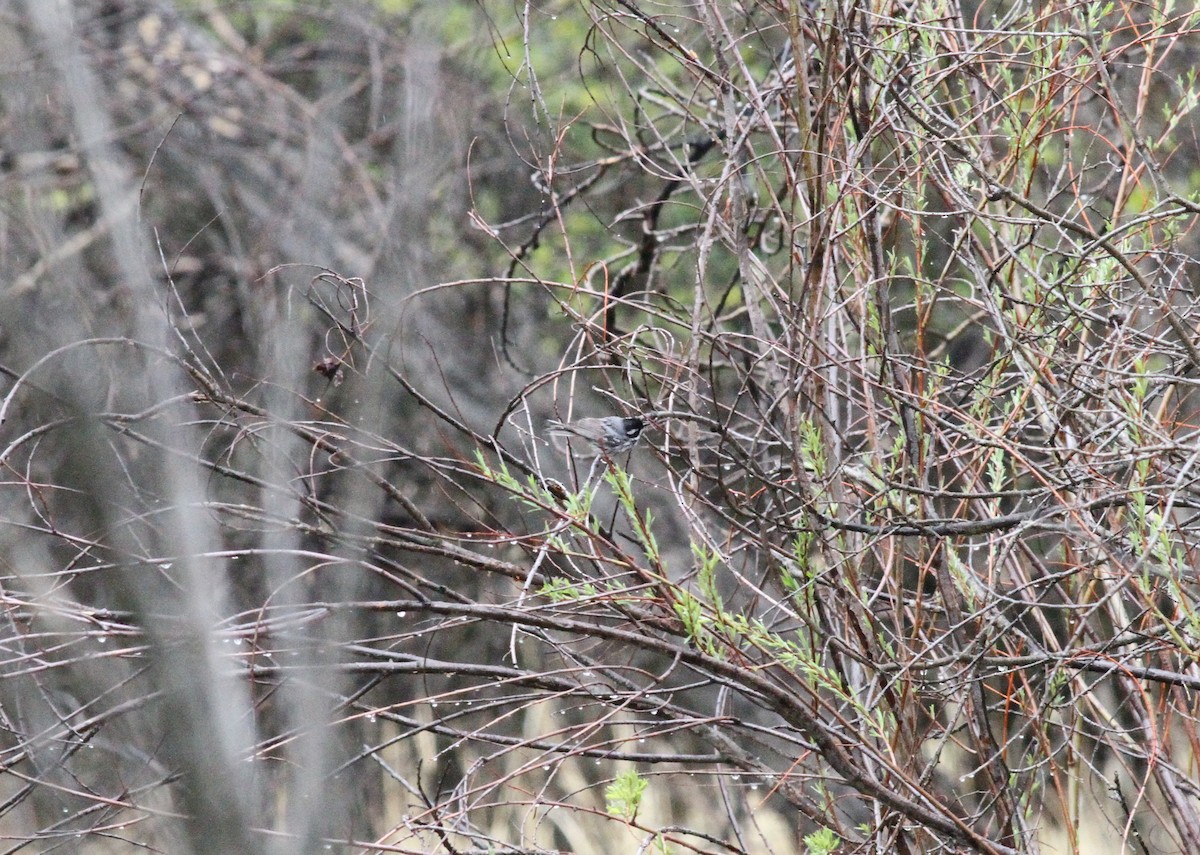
(803, 827, 840, 855)
(605, 768, 648, 821)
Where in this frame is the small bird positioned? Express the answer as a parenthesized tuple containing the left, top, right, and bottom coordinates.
(545, 416, 645, 456)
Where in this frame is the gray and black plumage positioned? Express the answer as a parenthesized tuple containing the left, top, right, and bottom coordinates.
(545, 416, 645, 456)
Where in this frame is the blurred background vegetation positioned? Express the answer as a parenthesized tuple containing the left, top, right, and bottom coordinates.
(3, 0, 1200, 853)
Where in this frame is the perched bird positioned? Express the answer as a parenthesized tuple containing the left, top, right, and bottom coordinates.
(546, 416, 645, 456)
